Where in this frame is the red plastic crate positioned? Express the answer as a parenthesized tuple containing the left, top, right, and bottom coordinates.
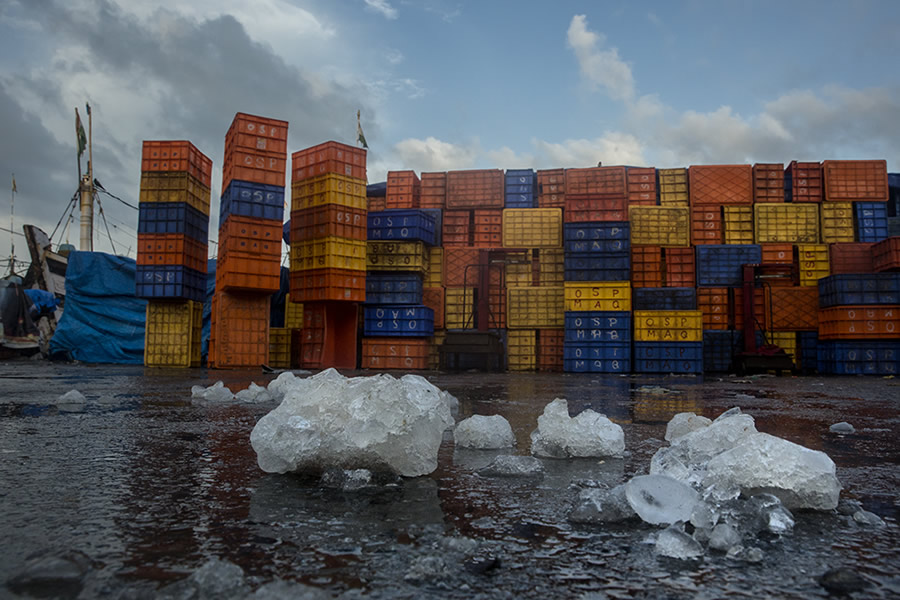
(631, 246, 663, 288)
(664, 248, 695, 287)
(141, 140, 213, 188)
(385, 170, 421, 209)
(361, 338, 430, 370)
(818, 305, 899, 339)
(697, 288, 729, 330)
(368, 197, 386, 212)
(627, 167, 657, 205)
(289, 268, 366, 303)
(223, 147, 286, 190)
(290, 205, 367, 242)
(446, 169, 504, 209)
(829, 243, 875, 274)
(537, 168, 566, 208)
(691, 205, 723, 244)
(298, 301, 359, 369)
(760, 243, 794, 265)
(473, 209, 502, 248)
(565, 166, 627, 197)
(823, 159, 888, 202)
(689, 164, 753, 205)
(136, 233, 207, 273)
(768, 287, 818, 331)
(564, 196, 627, 222)
(210, 290, 269, 369)
(218, 215, 283, 259)
(872, 237, 900, 272)
(420, 172, 447, 208)
(216, 249, 281, 293)
(785, 161, 823, 203)
(732, 287, 768, 332)
(444, 247, 481, 287)
(442, 210, 472, 246)
(225, 112, 289, 156)
(752, 163, 785, 203)
(422, 287, 445, 330)
(537, 329, 564, 372)
(292, 141, 367, 183)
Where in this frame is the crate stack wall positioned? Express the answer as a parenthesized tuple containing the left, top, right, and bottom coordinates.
(137, 140, 212, 367)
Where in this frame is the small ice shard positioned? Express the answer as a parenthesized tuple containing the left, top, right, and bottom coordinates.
(625, 474, 699, 525)
(6, 550, 91, 598)
(568, 485, 636, 523)
(267, 371, 300, 402)
(58, 389, 86, 404)
(477, 455, 543, 477)
(655, 523, 704, 559)
(440, 390, 460, 417)
(404, 555, 450, 582)
(235, 382, 273, 403)
(829, 422, 855, 435)
(665, 412, 712, 442)
(727, 545, 764, 563)
(853, 510, 885, 527)
(702, 432, 841, 510)
(188, 558, 247, 597)
(749, 493, 795, 534)
(708, 523, 741, 552)
(690, 500, 719, 530)
(454, 414, 515, 449)
(191, 381, 234, 403)
(529, 398, 625, 458)
(320, 468, 375, 491)
(714, 407, 743, 422)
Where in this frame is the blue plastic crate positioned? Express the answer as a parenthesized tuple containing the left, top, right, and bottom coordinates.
(368, 209, 437, 245)
(634, 341, 703, 374)
(817, 340, 900, 375)
(363, 305, 434, 337)
(854, 202, 889, 242)
(135, 265, 205, 302)
(420, 209, 443, 245)
(564, 222, 630, 241)
(696, 245, 762, 287)
(818, 273, 900, 307)
(564, 268, 631, 282)
(889, 173, 900, 218)
(563, 342, 631, 373)
(564, 254, 630, 270)
(505, 196, 536, 208)
(138, 202, 209, 242)
(633, 287, 697, 310)
(797, 331, 818, 372)
(564, 311, 631, 342)
(365, 273, 424, 305)
(565, 239, 630, 253)
(220, 180, 285, 223)
(703, 330, 742, 372)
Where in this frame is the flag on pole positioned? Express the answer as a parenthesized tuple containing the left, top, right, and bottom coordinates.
(75, 108, 87, 158)
(357, 110, 368, 149)
(11, 174, 15, 194)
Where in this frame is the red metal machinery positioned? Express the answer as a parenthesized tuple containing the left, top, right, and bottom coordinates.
(734, 263, 797, 374)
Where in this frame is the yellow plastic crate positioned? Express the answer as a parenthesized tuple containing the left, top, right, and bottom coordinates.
(445, 287, 474, 329)
(291, 173, 367, 211)
(633, 310, 703, 342)
(284, 294, 304, 329)
(797, 244, 830, 287)
(139, 172, 211, 215)
(754, 203, 819, 243)
(507, 329, 537, 371)
(506, 258, 533, 288)
(768, 331, 798, 367)
(564, 282, 632, 311)
(658, 168, 689, 206)
(628, 206, 690, 247)
(269, 327, 291, 368)
(538, 249, 564, 286)
(501, 208, 563, 248)
(367, 241, 429, 272)
(144, 299, 202, 367)
(290, 236, 367, 271)
(820, 202, 855, 243)
(507, 286, 564, 329)
(723, 206, 754, 244)
(425, 247, 443, 286)
(428, 332, 445, 369)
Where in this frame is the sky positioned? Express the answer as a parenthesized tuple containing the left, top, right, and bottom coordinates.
(1, 0, 899, 268)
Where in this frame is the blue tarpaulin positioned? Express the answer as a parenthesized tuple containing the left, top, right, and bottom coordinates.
(50, 251, 147, 364)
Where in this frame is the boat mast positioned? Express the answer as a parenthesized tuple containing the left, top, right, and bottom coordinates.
(78, 104, 94, 251)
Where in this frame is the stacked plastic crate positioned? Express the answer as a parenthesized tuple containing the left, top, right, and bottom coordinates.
(290, 140, 367, 369)
(210, 113, 288, 368)
(817, 273, 900, 374)
(137, 140, 212, 367)
(362, 206, 437, 369)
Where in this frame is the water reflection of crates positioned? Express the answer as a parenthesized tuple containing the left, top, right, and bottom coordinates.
(633, 394, 702, 424)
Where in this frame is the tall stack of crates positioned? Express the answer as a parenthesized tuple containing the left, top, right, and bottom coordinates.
(817, 273, 900, 374)
(137, 140, 212, 367)
(211, 113, 288, 368)
(290, 140, 367, 369)
(632, 288, 701, 373)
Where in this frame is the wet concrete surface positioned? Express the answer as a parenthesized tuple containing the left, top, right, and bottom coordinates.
(0, 360, 898, 598)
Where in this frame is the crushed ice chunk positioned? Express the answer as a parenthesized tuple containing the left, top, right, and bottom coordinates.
(853, 510, 885, 527)
(320, 468, 375, 491)
(702, 432, 841, 510)
(250, 369, 453, 477)
(476, 455, 543, 477)
(665, 412, 712, 442)
(568, 484, 636, 523)
(235, 382, 273, 403)
(6, 550, 91, 598)
(714, 407, 743, 422)
(708, 523, 742, 552)
(749, 493, 795, 534)
(690, 500, 719, 530)
(191, 381, 234, 403)
(57, 389, 86, 404)
(625, 474, 699, 525)
(727, 545, 764, 563)
(157, 557, 248, 599)
(454, 414, 515, 449)
(655, 523, 704, 559)
(529, 398, 625, 458)
(829, 422, 856, 435)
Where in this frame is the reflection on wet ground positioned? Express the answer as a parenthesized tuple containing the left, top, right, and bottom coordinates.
(0, 362, 898, 598)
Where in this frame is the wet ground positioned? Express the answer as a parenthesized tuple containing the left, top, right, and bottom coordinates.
(1, 360, 898, 599)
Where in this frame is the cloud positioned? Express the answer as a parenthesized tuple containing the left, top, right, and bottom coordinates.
(567, 14, 635, 102)
(533, 133, 646, 168)
(364, 0, 398, 20)
(391, 136, 479, 173)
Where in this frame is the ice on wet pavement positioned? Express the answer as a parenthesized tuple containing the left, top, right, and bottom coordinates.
(568, 484, 636, 523)
(625, 474, 700, 525)
(655, 523, 704, 559)
(476, 455, 544, 477)
(190, 380, 234, 403)
(665, 412, 712, 441)
(529, 398, 625, 458)
(235, 382, 273, 403)
(454, 414, 515, 449)
(830, 421, 856, 435)
(250, 369, 454, 477)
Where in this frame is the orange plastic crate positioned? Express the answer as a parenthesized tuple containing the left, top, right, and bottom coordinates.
(443, 247, 481, 286)
(732, 287, 768, 332)
(446, 169, 504, 209)
(565, 166, 627, 197)
(823, 159, 888, 202)
(216, 249, 281, 293)
(210, 291, 269, 369)
(136, 233, 207, 273)
(818, 305, 899, 339)
(422, 287, 445, 330)
(752, 163, 785, 203)
(442, 210, 471, 246)
(367, 197, 386, 212)
(385, 170, 421, 209)
(689, 164, 753, 205)
(218, 215, 282, 259)
(225, 112, 288, 156)
(768, 287, 818, 331)
(537, 329, 564, 372)
(564, 196, 627, 222)
(419, 172, 446, 208)
(537, 168, 566, 208)
(829, 243, 875, 274)
(761, 243, 794, 265)
(691, 205, 723, 244)
(697, 288, 729, 330)
(872, 237, 900, 272)
(290, 204, 366, 242)
(785, 161, 823, 203)
(141, 140, 213, 188)
(361, 337, 430, 370)
(473, 209, 502, 247)
(223, 147, 286, 190)
(627, 167, 657, 206)
(664, 248, 695, 287)
(631, 245, 663, 288)
(289, 268, 365, 303)
(292, 141, 367, 183)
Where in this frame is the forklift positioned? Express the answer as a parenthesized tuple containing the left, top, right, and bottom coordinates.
(733, 263, 797, 375)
